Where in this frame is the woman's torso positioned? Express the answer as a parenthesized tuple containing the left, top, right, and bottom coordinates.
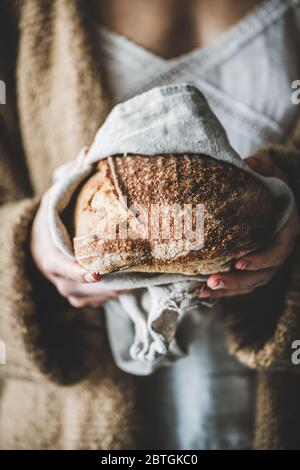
(94, 0, 267, 59)
(93, 0, 300, 450)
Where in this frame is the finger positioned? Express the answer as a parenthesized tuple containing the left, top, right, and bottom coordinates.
(245, 151, 272, 174)
(55, 278, 128, 298)
(43, 252, 100, 283)
(110, 289, 131, 296)
(245, 150, 286, 180)
(235, 215, 299, 272)
(206, 267, 277, 291)
(68, 296, 94, 309)
(67, 288, 129, 299)
(198, 286, 254, 298)
(67, 290, 129, 308)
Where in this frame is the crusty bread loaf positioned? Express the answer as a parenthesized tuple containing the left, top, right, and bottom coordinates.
(73, 154, 276, 275)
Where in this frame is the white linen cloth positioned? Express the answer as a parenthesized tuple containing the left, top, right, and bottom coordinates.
(48, 83, 293, 375)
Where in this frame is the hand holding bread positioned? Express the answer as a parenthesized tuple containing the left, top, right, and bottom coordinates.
(30, 190, 128, 309)
(30, 149, 299, 306)
(30, 84, 299, 306)
(200, 150, 300, 298)
(73, 153, 277, 276)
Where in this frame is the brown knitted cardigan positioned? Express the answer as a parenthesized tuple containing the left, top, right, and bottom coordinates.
(0, 0, 300, 450)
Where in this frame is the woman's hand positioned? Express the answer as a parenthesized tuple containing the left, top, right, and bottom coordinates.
(30, 190, 128, 308)
(198, 150, 300, 299)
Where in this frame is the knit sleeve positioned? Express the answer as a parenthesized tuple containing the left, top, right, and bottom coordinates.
(223, 121, 300, 371)
(0, 3, 111, 385)
(0, 197, 111, 384)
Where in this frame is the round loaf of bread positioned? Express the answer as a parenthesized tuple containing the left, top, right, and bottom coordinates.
(73, 154, 276, 275)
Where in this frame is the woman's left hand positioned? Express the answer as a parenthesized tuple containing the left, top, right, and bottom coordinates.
(198, 150, 300, 299)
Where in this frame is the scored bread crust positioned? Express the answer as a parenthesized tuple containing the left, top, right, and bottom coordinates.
(73, 154, 275, 275)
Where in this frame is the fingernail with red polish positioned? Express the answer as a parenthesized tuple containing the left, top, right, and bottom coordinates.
(85, 273, 101, 283)
(236, 260, 249, 270)
(210, 280, 225, 290)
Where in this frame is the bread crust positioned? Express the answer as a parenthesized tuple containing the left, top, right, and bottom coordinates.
(73, 154, 275, 275)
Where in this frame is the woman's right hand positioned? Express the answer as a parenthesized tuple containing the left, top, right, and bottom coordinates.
(30, 190, 128, 308)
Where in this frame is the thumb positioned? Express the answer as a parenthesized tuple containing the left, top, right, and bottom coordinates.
(245, 149, 287, 181)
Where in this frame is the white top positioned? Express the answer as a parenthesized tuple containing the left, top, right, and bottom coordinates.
(97, 0, 300, 158)
(94, 0, 300, 449)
